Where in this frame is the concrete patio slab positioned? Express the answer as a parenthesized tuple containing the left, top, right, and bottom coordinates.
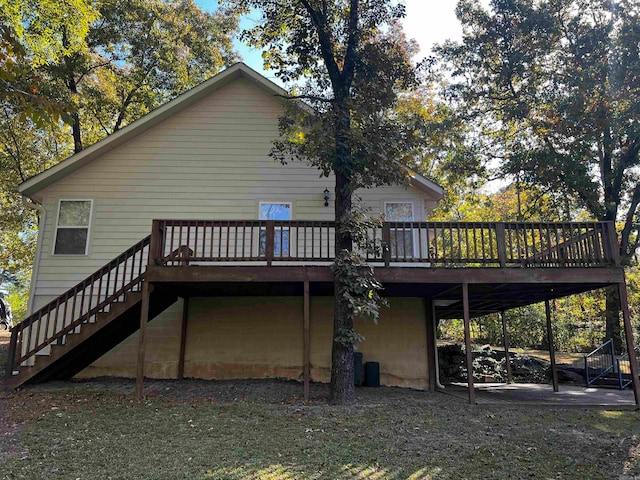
(441, 383, 639, 408)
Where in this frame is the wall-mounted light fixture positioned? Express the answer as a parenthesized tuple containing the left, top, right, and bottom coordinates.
(323, 188, 330, 207)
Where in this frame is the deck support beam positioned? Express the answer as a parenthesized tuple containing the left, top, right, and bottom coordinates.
(501, 311, 512, 384)
(303, 274, 310, 401)
(177, 297, 189, 380)
(619, 281, 640, 405)
(462, 282, 475, 405)
(425, 299, 437, 391)
(136, 281, 151, 400)
(545, 300, 559, 392)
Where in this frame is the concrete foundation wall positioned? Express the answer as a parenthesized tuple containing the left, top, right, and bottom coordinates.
(77, 296, 428, 390)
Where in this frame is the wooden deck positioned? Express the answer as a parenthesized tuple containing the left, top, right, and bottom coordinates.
(7, 219, 639, 404)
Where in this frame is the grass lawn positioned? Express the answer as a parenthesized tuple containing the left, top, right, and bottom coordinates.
(1, 332, 640, 479)
(1, 381, 639, 479)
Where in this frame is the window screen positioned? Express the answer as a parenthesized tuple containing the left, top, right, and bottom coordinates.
(54, 200, 92, 255)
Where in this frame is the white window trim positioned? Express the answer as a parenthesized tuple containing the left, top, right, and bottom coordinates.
(384, 201, 417, 258)
(52, 199, 94, 256)
(258, 201, 293, 220)
(258, 201, 293, 257)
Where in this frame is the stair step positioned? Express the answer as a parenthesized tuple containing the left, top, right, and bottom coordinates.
(11, 287, 177, 388)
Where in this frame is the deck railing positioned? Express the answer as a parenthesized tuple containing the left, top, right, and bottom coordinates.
(150, 220, 619, 268)
(584, 338, 617, 387)
(617, 346, 640, 390)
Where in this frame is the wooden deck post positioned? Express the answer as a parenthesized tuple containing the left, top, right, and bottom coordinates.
(149, 219, 162, 265)
(425, 299, 437, 391)
(136, 280, 151, 400)
(265, 221, 275, 266)
(619, 281, 640, 405)
(382, 222, 391, 266)
(6, 328, 17, 377)
(501, 311, 512, 384)
(604, 222, 620, 266)
(462, 283, 475, 405)
(303, 274, 310, 401)
(495, 223, 507, 268)
(177, 297, 189, 380)
(545, 299, 559, 392)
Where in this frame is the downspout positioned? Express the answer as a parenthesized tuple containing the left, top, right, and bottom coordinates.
(434, 313, 445, 390)
(22, 197, 46, 315)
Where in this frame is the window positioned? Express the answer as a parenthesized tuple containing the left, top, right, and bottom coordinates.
(259, 202, 291, 256)
(53, 200, 93, 255)
(385, 202, 414, 258)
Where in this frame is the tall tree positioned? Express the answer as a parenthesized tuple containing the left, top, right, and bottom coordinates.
(439, 0, 640, 352)
(45, 0, 240, 152)
(226, 0, 423, 404)
(1, 1, 94, 291)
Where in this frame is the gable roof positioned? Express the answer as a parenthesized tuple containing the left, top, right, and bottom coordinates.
(18, 62, 443, 201)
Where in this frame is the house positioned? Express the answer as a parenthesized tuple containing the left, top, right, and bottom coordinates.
(7, 63, 639, 404)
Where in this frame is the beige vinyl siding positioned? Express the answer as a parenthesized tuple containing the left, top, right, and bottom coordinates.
(31, 78, 437, 304)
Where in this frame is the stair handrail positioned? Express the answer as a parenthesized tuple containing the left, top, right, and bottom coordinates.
(617, 345, 640, 390)
(6, 235, 151, 376)
(584, 338, 616, 387)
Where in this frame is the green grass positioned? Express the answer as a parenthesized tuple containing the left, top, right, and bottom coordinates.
(1, 380, 639, 479)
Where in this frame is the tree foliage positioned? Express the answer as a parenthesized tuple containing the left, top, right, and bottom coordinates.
(41, 0, 240, 152)
(438, 0, 640, 351)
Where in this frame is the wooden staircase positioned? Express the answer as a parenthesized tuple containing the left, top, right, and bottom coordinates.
(5, 236, 177, 389)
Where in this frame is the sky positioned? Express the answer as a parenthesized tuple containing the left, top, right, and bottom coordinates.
(198, 1, 468, 83)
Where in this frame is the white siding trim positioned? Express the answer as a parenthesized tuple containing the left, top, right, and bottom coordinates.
(26, 200, 46, 315)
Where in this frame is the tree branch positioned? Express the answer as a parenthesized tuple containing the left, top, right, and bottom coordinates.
(298, 0, 341, 90)
(340, 0, 359, 89)
(275, 93, 333, 102)
(612, 136, 640, 200)
(620, 182, 640, 263)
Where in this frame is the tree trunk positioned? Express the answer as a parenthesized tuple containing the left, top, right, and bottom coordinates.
(605, 285, 623, 354)
(67, 74, 83, 153)
(71, 112, 83, 153)
(62, 30, 83, 154)
(329, 106, 355, 405)
(601, 214, 624, 354)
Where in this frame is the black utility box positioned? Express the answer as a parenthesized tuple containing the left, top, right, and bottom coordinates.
(364, 361, 380, 387)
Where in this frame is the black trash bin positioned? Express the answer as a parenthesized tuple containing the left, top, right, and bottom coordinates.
(364, 361, 380, 387)
(354, 352, 363, 386)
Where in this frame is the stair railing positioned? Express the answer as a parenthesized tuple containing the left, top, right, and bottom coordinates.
(617, 345, 640, 390)
(584, 339, 616, 387)
(6, 235, 151, 377)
